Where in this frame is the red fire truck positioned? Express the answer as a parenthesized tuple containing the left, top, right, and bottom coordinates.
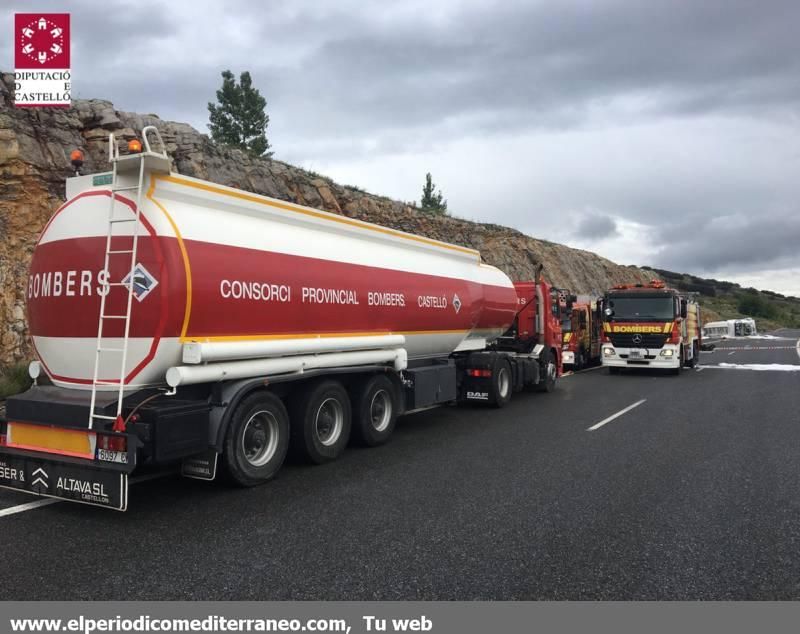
(561, 301, 602, 371)
(598, 280, 702, 374)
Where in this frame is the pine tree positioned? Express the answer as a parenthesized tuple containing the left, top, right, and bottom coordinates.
(420, 172, 448, 215)
(208, 70, 272, 157)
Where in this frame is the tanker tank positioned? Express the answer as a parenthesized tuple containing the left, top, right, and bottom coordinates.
(27, 163, 519, 389)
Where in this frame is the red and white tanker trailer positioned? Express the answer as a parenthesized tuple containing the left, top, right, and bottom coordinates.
(0, 128, 567, 510)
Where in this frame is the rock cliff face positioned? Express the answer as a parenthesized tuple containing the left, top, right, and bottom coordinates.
(0, 73, 651, 367)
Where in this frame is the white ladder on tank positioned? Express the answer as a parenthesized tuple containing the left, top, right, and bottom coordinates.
(87, 126, 169, 430)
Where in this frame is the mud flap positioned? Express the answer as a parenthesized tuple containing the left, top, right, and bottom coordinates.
(181, 449, 218, 481)
(0, 454, 127, 511)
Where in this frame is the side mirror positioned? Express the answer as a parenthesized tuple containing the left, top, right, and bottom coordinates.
(680, 299, 688, 319)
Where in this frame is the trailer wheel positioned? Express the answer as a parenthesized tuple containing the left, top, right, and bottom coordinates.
(490, 359, 513, 407)
(222, 391, 290, 487)
(352, 374, 398, 447)
(535, 349, 558, 392)
(290, 380, 352, 464)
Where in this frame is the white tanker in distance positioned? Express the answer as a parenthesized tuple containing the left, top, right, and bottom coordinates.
(0, 128, 569, 510)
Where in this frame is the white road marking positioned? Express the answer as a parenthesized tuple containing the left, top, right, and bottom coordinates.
(0, 470, 175, 519)
(561, 365, 604, 378)
(796, 339, 800, 362)
(0, 498, 60, 518)
(587, 399, 647, 431)
(704, 363, 800, 372)
(710, 345, 795, 351)
(728, 351, 736, 356)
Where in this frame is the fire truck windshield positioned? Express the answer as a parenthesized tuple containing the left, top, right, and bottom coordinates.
(607, 295, 675, 321)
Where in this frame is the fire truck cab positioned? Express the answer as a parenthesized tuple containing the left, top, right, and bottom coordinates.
(561, 301, 602, 371)
(598, 280, 702, 374)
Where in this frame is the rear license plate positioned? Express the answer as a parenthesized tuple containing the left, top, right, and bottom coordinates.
(628, 349, 645, 359)
(97, 449, 127, 464)
(0, 454, 127, 511)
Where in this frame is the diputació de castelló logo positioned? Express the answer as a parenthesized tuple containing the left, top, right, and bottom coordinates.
(14, 13, 71, 107)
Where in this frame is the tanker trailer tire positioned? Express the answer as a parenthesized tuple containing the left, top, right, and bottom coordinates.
(535, 349, 557, 393)
(351, 374, 398, 447)
(222, 391, 290, 487)
(490, 359, 513, 408)
(290, 380, 352, 464)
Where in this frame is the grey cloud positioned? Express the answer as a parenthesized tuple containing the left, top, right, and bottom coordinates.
(264, 0, 800, 140)
(574, 214, 619, 240)
(3, 0, 800, 293)
(8, 0, 795, 143)
(653, 212, 800, 272)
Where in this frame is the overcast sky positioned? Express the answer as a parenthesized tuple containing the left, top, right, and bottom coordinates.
(5, 0, 799, 295)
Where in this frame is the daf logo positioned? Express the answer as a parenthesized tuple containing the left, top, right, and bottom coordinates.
(632, 334, 643, 345)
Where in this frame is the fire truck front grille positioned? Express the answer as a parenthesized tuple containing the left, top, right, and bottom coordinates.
(609, 333, 669, 348)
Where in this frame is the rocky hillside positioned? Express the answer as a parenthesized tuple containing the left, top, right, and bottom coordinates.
(0, 73, 652, 367)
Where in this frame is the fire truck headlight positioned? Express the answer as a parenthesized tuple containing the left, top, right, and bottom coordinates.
(660, 349, 674, 357)
(603, 346, 615, 356)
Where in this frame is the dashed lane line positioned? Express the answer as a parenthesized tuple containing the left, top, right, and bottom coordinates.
(711, 345, 796, 351)
(587, 399, 647, 432)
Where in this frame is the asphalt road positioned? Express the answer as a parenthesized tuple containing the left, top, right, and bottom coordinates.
(0, 330, 799, 600)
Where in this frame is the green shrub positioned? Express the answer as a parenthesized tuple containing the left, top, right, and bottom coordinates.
(0, 363, 32, 400)
(737, 293, 779, 320)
